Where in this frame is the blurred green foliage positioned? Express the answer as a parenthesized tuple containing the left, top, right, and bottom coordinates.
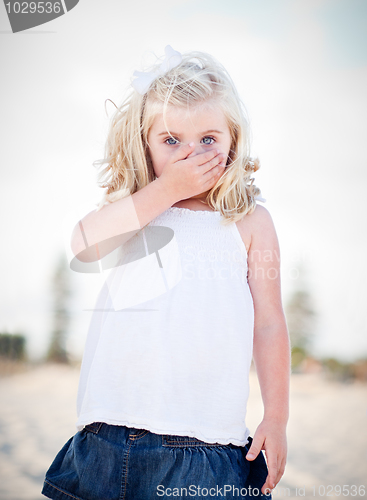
(0, 332, 27, 360)
(321, 357, 367, 382)
(285, 278, 317, 372)
(46, 253, 72, 364)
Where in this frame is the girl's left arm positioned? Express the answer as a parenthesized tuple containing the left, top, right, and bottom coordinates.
(242, 204, 291, 495)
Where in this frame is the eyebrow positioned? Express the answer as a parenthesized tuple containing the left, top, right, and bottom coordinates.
(157, 129, 224, 136)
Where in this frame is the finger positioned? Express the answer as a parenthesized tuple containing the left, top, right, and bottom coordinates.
(274, 457, 286, 486)
(173, 142, 196, 162)
(262, 476, 275, 496)
(246, 434, 265, 461)
(194, 148, 222, 166)
(266, 447, 286, 487)
(204, 164, 225, 187)
(263, 456, 278, 493)
(262, 487, 273, 497)
(201, 154, 227, 176)
(214, 163, 226, 178)
(261, 464, 278, 495)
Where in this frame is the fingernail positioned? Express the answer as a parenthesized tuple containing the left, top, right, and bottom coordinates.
(246, 453, 255, 458)
(189, 142, 195, 147)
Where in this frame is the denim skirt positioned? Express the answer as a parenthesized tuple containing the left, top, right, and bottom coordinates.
(42, 423, 271, 500)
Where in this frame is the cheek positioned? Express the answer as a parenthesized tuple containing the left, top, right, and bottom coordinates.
(152, 148, 172, 166)
(148, 149, 166, 177)
(218, 141, 231, 162)
(217, 130, 232, 157)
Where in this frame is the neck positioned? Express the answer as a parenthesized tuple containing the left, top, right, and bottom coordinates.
(190, 191, 210, 204)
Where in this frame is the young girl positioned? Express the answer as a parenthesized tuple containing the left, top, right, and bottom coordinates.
(42, 45, 290, 500)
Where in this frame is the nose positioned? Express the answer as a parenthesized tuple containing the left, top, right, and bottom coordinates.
(187, 144, 207, 157)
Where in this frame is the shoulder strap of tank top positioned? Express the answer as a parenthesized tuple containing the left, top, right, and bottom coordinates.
(254, 195, 266, 203)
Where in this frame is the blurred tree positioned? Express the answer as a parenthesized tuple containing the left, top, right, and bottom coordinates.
(285, 266, 317, 370)
(46, 253, 72, 363)
(321, 357, 354, 382)
(0, 332, 27, 360)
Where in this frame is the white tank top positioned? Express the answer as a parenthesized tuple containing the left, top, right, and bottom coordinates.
(75, 206, 255, 446)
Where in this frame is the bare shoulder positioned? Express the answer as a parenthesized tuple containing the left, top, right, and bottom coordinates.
(244, 203, 273, 225)
(236, 204, 277, 253)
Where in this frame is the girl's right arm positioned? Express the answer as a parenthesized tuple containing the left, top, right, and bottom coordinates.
(70, 144, 226, 262)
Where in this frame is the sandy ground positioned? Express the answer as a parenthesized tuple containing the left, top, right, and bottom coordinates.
(0, 364, 366, 500)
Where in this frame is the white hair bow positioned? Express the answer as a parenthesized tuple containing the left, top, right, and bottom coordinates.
(132, 45, 183, 95)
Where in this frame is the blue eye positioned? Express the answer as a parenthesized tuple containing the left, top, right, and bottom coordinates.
(165, 137, 179, 145)
(202, 136, 215, 145)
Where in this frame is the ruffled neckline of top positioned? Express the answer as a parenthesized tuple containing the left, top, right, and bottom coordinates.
(165, 196, 265, 216)
(166, 207, 222, 216)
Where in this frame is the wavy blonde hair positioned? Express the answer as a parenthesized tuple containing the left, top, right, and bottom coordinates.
(93, 49, 261, 225)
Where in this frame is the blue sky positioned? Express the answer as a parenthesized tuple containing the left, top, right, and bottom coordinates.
(0, 0, 366, 361)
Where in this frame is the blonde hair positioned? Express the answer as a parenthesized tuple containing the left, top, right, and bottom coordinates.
(93, 49, 262, 225)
